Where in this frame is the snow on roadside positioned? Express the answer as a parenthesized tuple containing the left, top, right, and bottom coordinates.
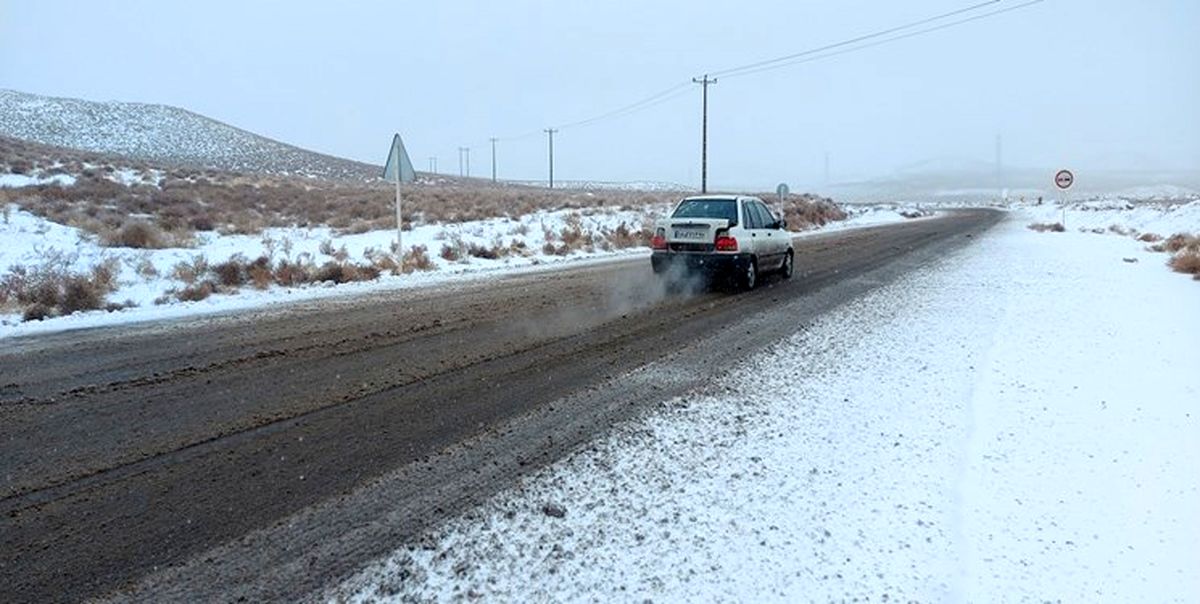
(0, 203, 915, 338)
(0, 172, 76, 188)
(333, 214, 1199, 603)
(1020, 197, 1200, 236)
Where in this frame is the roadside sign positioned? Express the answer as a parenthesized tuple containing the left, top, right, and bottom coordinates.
(383, 134, 415, 184)
(383, 133, 416, 255)
(776, 182, 789, 205)
(1054, 169, 1074, 190)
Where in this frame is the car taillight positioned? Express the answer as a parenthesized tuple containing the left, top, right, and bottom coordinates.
(651, 228, 667, 250)
(715, 235, 738, 252)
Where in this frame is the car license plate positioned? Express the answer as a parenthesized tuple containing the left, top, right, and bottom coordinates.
(673, 229, 707, 241)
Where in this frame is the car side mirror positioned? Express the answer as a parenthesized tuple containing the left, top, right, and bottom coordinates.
(777, 219, 786, 230)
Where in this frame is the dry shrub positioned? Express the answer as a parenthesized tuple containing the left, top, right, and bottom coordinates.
(22, 302, 54, 322)
(402, 246, 435, 273)
(1153, 233, 1200, 254)
(1028, 222, 1066, 233)
(1108, 224, 1131, 236)
(440, 243, 462, 262)
(2, 258, 118, 320)
(172, 255, 209, 284)
(273, 259, 312, 286)
(773, 194, 846, 231)
(371, 253, 400, 275)
(467, 242, 502, 260)
(176, 281, 215, 302)
(313, 262, 374, 284)
(212, 255, 248, 287)
(248, 261, 273, 290)
(103, 221, 168, 249)
(133, 255, 159, 278)
(90, 258, 119, 291)
(60, 276, 104, 315)
(604, 222, 646, 249)
(1137, 232, 1162, 243)
(1168, 251, 1200, 276)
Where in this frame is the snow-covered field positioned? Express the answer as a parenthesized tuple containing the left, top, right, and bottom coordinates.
(0, 202, 915, 338)
(333, 209, 1199, 603)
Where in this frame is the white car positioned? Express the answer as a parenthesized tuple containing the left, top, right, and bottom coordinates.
(650, 195, 794, 289)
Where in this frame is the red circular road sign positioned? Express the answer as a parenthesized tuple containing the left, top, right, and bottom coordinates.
(1055, 169, 1074, 190)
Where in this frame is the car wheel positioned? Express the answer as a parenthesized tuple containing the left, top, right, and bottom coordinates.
(741, 258, 757, 290)
(781, 250, 794, 279)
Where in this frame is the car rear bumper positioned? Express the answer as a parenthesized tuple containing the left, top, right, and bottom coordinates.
(651, 251, 752, 275)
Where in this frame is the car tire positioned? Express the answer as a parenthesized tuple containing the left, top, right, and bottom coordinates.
(740, 258, 757, 291)
(781, 250, 794, 279)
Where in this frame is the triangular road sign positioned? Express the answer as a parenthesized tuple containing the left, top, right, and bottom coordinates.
(383, 133, 415, 183)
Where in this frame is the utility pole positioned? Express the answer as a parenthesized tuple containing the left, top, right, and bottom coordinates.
(544, 128, 558, 189)
(490, 137, 498, 182)
(465, 147, 471, 178)
(457, 147, 465, 177)
(692, 75, 717, 193)
(995, 134, 1003, 198)
(428, 157, 437, 175)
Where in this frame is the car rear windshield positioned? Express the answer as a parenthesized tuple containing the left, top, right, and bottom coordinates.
(671, 199, 738, 225)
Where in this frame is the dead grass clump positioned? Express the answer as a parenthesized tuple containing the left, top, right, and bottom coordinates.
(1028, 222, 1066, 233)
(1137, 232, 1162, 243)
(248, 257, 273, 289)
(402, 245, 435, 273)
(172, 255, 209, 285)
(273, 259, 313, 286)
(774, 194, 847, 231)
(440, 242, 464, 262)
(370, 253, 400, 275)
(60, 276, 105, 315)
(1168, 251, 1200, 276)
(604, 222, 647, 249)
(212, 255, 248, 287)
(176, 281, 215, 302)
(22, 302, 54, 322)
(467, 242, 502, 260)
(1153, 233, 1200, 254)
(103, 221, 169, 249)
(2, 259, 118, 320)
(313, 262, 374, 284)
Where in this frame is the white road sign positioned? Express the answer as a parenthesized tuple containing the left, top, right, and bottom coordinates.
(1054, 169, 1074, 190)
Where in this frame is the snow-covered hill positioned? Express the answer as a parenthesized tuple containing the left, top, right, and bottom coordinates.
(0, 89, 378, 180)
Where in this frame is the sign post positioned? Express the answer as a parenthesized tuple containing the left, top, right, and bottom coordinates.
(383, 134, 416, 254)
(775, 182, 789, 206)
(1054, 169, 1073, 228)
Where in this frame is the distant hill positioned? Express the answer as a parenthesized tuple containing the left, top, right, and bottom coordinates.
(0, 89, 379, 180)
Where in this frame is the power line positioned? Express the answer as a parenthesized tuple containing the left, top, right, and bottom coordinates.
(709, 0, 1002, 80)
(465, 0, 1043, 182)
(552, 81, 693, 131)
(717, 0, 1045, 81)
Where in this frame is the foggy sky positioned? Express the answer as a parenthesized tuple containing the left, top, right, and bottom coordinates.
(1, 0, 1197, 189)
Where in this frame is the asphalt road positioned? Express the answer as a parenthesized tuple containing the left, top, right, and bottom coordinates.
(0, 210, 1001, 603)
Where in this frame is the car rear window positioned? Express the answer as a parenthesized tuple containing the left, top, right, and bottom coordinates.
(671, 199, 738, 225)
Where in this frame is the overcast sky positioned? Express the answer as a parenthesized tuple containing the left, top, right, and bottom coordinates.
(2, 0, 1197, 188)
